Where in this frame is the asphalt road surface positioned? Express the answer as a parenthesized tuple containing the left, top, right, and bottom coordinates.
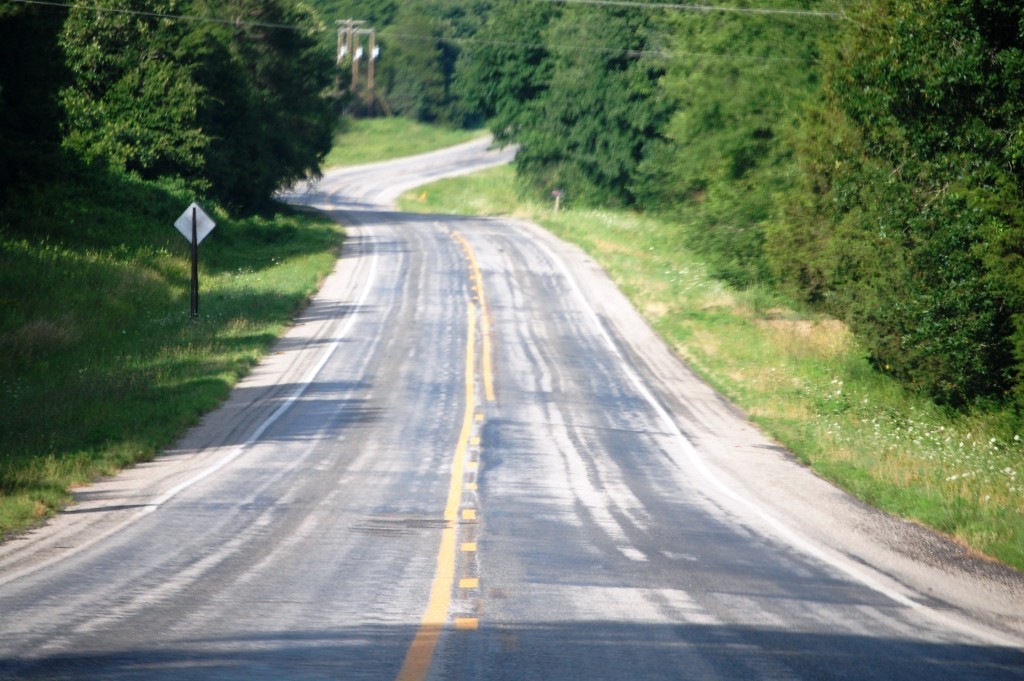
(1, 138, 1022, 680)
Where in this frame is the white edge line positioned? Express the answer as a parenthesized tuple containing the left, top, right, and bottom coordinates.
(148, 241, 380, 511)
(0, 235, 378, 589)
(518, 223, 919, 604)
(521, 220, 1024, 648)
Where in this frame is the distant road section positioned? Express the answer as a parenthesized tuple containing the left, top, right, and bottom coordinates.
(0, 137, 1021, 681)
(288, 135, 518, 209)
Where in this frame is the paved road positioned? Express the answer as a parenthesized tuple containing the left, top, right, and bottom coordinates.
(0, 138, 1022, 680)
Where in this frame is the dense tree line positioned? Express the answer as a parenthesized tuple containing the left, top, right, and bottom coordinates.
(467, 0, 1024, 410)
(458, 2, 669, 206)
(453, 0, 1024, 410)
(5, 0, 1023, 409)
(319, 0, 484, 124)
(768, 0, 1024, 406)
(1, 0, 334, 212)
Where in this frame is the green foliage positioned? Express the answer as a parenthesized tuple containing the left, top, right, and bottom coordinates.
(310, 0, 396, 27)
(59, 0, 335, 211)
(771, 0, 1024, 406)
(508, 6, 671, 206)
(375, 0, 488, 125)
(455, 0, 559, 141)
(634, 4, 835, 287)
(60, 0, 209, 182)
(195, 0, 337, 209)
(377, 11, 452, 123)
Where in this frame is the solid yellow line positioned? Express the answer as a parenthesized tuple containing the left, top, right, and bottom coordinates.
(395, 303, 477, 681)
(453, 232, 495, 402)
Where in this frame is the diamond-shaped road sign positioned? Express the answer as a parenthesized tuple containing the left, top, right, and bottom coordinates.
(174, 202, 216, 244)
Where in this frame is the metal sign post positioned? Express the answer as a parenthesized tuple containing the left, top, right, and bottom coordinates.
(190, 207, 199, 319)
(174, 202, 216, 320)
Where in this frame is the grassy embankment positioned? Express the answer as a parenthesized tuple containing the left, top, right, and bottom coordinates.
(0, 165, 341, 535)
(0, 119, 478, 537)
(399, 165, 1024, 572)
(323, 117, 484, 168)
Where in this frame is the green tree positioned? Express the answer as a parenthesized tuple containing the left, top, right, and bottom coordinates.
(374, 0, 487, 124)
(770, 0, 1024, 405)
(310, 0, 396, 27)
(60, 0, 209, 182)
(195, 0, 336, 209)
(456, 0, 558, 139)
(511, 6, 670, 206)
(634, 4, 835, 286)
(377, 10, 451, 122)
(60, 0, 335, 211)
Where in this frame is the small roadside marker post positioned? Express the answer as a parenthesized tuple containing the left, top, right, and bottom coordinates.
(173, 202, 216, 320)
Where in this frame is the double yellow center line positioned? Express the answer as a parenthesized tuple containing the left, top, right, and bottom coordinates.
(455, 231, 495, 402)
(395, 230, 493, 681)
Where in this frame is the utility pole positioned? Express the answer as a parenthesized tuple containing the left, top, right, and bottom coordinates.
(336, 20, 380, 109)
(336, 18, 365, 65)
(368, 30, 377, 92)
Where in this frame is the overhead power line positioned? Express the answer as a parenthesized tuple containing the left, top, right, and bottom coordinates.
(532, 0, 848, 19)
(5, 0, 832, 63)
(7, 0, 848, 27)
(387, 30, 821, 63)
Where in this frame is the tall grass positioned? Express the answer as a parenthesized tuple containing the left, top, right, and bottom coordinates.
(399, 165, 1024, 571)
(0, 163, 342, 535)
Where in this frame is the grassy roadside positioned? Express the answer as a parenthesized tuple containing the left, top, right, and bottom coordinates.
(398, 165, 1024, 571)
(0, 164, 343, 535)
(0, 121, 491, 538)
(323, 117, 485, 169)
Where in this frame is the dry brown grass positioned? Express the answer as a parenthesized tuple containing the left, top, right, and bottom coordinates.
(756, 318, 852, 360)
(644, 301, 670, 319)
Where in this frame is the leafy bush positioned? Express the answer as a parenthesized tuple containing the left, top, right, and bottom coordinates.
(632, 3, 835, 288)
(60, 0, 335, 212)
(771, 0, 1024, 407)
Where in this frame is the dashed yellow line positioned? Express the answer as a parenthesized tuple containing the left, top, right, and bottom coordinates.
(395, 303, 477, 681)
(455, 618, 479, 631)
(396, 232, 496, 681)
